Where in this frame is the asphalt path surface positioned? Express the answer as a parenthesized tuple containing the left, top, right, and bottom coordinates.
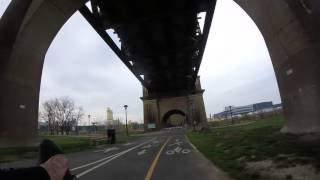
(69, 129, 218, 180)
(0, 129, 221, 180)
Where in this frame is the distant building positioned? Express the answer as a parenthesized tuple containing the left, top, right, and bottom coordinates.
(214, 101, 277, 119)
(105, 107, 120, 129)
(253, 102, 273, 112)
(225, 105, 254, 115)
(273, 103, 283, 109)
(107, 107, 114, 121)
(213, 111, 228, 119)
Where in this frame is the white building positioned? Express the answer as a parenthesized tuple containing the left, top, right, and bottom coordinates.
(107, 107, 114, 121)
(105, 107, 119, 129)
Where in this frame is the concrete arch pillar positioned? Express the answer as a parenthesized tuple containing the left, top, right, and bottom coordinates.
(0, 0, 87, 147)
(1, 0, 320, 147)
(233, 0, 320, 133)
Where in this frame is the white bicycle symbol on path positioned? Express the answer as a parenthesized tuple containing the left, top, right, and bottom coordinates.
(166, 146, 191, 155)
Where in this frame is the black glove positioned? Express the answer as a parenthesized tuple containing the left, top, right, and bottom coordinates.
(38, 139, 77, 180)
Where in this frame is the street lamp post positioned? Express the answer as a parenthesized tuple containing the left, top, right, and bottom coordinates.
(73, 116, 78, 135)
(124, 105, 129, 136)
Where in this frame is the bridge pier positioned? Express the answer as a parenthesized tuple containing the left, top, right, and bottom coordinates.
(142, 77, 207, 131)
(0, 0, 38, 147)
(0, 0, 87, 147)
(234, 0, 320, 133)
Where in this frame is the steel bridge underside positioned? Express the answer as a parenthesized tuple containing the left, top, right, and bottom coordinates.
(79, 0, 217, 98)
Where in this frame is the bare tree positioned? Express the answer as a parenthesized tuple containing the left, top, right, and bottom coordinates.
(73, 107, 84, 134)
(41, 99, 57, 135)
(40, 96, 84, 135)
(58, 97, 75, 135)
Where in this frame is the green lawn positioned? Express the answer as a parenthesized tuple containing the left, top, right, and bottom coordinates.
(0, 132, 137, 162)
(188, 116, 320, 179)
(41, 135, 92, 153)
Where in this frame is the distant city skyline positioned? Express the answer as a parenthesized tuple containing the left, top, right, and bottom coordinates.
(0, 0, 281, 124)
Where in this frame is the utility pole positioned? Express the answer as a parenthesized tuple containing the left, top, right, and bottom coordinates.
(124, 105, 129, 136)
(88, 114, 91, 133)
(229, 106, 234, 124)
(74, 116, 78, 135)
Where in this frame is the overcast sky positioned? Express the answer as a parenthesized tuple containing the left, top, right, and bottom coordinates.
(1, 0, 281, 124)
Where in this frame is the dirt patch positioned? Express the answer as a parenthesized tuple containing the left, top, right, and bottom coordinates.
(298, 133, 320, 143)
(245, 157, 320, 180)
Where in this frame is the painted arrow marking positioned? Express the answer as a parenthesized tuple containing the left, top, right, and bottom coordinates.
(104, 147, 119, 153)
(168, 141, 183, 147)
(137, 149, 147, 156)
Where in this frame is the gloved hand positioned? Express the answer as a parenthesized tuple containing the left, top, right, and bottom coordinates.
(39, 139, 77, 180)
(41, 154, 68, 180)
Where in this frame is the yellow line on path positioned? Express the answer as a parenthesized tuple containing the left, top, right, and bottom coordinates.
(144, 137, 171, 180)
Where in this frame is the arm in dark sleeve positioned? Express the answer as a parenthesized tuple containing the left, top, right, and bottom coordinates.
(0, 166, 50, 180)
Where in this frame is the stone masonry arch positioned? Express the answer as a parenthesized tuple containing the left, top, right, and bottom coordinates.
(162, 109, 187, 127)
(0, 0, 320, 146)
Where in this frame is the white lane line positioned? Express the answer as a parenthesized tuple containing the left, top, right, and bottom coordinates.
(189, 142, 198, 152)
(123, 142, 133, 146)
(71, 153, 119, 171)
(76, 152, 125, 178)
(137, 149, 147, 156)
(74, 137, 157, 178)
(71, 138, 155, 171)
(185, 135, 199, 152)
(103, 147, 119, 153)
(94, 147, 119, 153)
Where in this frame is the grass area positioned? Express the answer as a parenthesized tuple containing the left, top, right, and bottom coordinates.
(115, 131, 139, 143)
(208, 118, 254, 128)
(188, 116, 320, 179)
(0, 146, 39, 163)
(41, 135, 92, 153)
(0, 132, 138, 163)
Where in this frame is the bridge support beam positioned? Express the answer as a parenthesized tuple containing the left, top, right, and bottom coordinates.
(234, 0, 320, 133)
